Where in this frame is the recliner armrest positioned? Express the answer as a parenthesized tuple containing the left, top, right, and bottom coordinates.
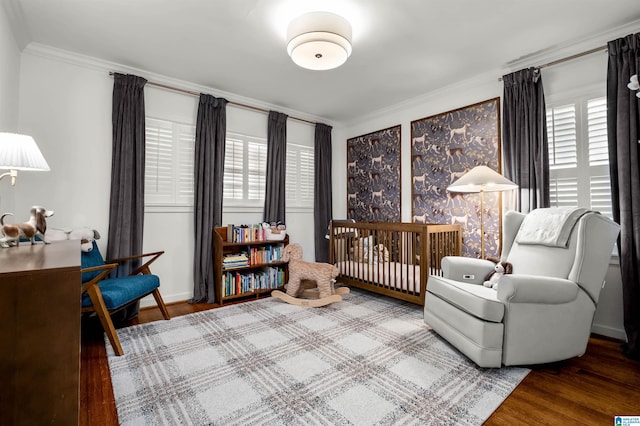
(441, 256, 495, 285)
(497, 275, 579, 304)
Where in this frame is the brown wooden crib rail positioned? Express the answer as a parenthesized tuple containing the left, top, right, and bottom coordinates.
(329, 220, 462, 305)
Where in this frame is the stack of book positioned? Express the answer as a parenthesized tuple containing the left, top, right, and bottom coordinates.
(222, 253, 249, 269)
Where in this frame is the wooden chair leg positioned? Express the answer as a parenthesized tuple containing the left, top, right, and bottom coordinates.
(152, 288, 171, 320)
(87, 285, 124, 356)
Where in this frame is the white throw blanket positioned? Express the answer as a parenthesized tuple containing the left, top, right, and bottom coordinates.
(516, 207, 593, 247)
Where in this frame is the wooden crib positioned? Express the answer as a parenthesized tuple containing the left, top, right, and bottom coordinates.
(329, 220, 462, 305)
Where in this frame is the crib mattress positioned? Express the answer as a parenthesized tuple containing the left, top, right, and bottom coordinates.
(336, 260, 421, 294)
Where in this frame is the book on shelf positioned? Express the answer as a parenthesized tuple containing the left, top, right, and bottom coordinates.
(221, 266, 284, 297)
(225, 224, 269, 243)
(248, 244, 284, 265)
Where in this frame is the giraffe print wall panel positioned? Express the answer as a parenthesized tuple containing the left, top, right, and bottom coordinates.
(411, 98, 502, 258)
(346, 125, 401, 222)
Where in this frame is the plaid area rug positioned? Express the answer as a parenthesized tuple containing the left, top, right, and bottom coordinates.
(107, 289, 529, 425)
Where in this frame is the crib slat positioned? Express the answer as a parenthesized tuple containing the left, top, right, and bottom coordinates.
(329, 221, 462, 305)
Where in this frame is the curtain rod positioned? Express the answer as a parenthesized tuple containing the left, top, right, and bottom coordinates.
(108, 71, 316, 126)
(499, 45, 607, 81)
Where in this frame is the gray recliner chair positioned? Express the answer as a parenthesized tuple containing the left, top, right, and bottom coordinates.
(424, 208, 620, 368)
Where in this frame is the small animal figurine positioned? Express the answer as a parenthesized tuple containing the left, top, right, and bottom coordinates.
(0, 205, 54, 247)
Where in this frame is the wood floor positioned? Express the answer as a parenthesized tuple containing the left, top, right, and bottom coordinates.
(81, 300, 640, 425)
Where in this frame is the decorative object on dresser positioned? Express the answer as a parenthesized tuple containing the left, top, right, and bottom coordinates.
(81, 240, 170, 356)
(271, 243, 348, 307)
(346, 125, 401, 222)
(424, 208, 620, 367)
(329, 220, 462, 305)
(213, 226, 289, 305)
(411, 98, 502, 258)
(0, 205, 54, 247)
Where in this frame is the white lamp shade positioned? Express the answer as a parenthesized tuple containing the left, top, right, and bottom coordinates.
(287, 11, 352, 71)
(628, 74, 639, 91)
(447, 165, 517, 193)
(0, 132, 50, 171)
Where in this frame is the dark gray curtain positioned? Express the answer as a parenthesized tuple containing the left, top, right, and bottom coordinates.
(107, 73, 146, 321)
(314, 123, 333, 262)
(263, 111, 288, 223)
(607, 33, 640, 360)
(192, 94, 228, 304)
(107, 73, 147, 276)
(502, 67, 550, 212)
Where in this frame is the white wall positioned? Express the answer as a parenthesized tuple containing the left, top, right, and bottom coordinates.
(0, 3, 22, 212)
(16, 45, 321, 307)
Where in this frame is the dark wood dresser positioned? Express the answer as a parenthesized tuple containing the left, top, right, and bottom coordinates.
(0, 240, 81, 425)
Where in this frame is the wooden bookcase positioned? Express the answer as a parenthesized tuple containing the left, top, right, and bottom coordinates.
(213, 227, 289, 305)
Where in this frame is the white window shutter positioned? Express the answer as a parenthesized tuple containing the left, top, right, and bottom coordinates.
(550, 177, 579, 208)
(587, 98, 608, 166)
(286, 143, 314, 207)
(145, 118, 195, 206)
(224, 137, 244, 200)
(177, 124, 195, 204)
(546, 96, 613, 220)
(145, 118, 176, 204)
(247, 140, 267, 200)
(547, 104, 577, 170)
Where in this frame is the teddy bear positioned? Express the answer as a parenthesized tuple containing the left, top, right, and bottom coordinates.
(483, 259, 513, 290)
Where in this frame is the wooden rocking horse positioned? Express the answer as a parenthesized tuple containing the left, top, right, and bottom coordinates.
(271, 243, 349, 307)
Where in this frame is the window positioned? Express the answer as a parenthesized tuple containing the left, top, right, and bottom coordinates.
(145, 118, 195, 206)
(286, 143, 314, 207)
(546, 96, 612, 219)
(224, 133, 315, 209)
(223, 132, 267, 206)
(145, 124, 315, 210)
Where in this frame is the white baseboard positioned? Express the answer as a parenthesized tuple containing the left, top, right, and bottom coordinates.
(139, 291, 193, 308)
(591, 323, 627, 341)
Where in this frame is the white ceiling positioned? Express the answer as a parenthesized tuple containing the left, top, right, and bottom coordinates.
(8, 0, 640, 123)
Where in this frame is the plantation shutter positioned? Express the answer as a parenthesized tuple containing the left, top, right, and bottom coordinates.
(145, 118, 194, 205)
(224, 132, 267, 205)
(545, 96, 612, 219)
(547, 104, 578, 208)
(286, 143, 314, 207)
(224, 136, 244, 200)
(587, 98, 612, 218)
(247, 140, 267, 200)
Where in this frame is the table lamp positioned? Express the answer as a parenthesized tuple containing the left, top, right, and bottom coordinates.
(0, 132, 50, 185)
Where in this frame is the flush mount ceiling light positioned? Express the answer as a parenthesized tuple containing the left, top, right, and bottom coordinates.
(287, 11, 352, 71)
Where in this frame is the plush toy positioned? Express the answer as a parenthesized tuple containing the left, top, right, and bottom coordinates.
(483, 260, 513, 290)
(68, 227, 101, 252)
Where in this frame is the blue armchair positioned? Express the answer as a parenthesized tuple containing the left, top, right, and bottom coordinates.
(81, 241, 170, 356)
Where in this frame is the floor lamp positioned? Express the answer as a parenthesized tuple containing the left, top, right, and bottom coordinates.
(447, 165, 518, 259)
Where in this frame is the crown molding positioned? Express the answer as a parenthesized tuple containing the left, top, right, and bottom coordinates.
(22, 43, 335, 128)
(504, 19, 640, 72)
